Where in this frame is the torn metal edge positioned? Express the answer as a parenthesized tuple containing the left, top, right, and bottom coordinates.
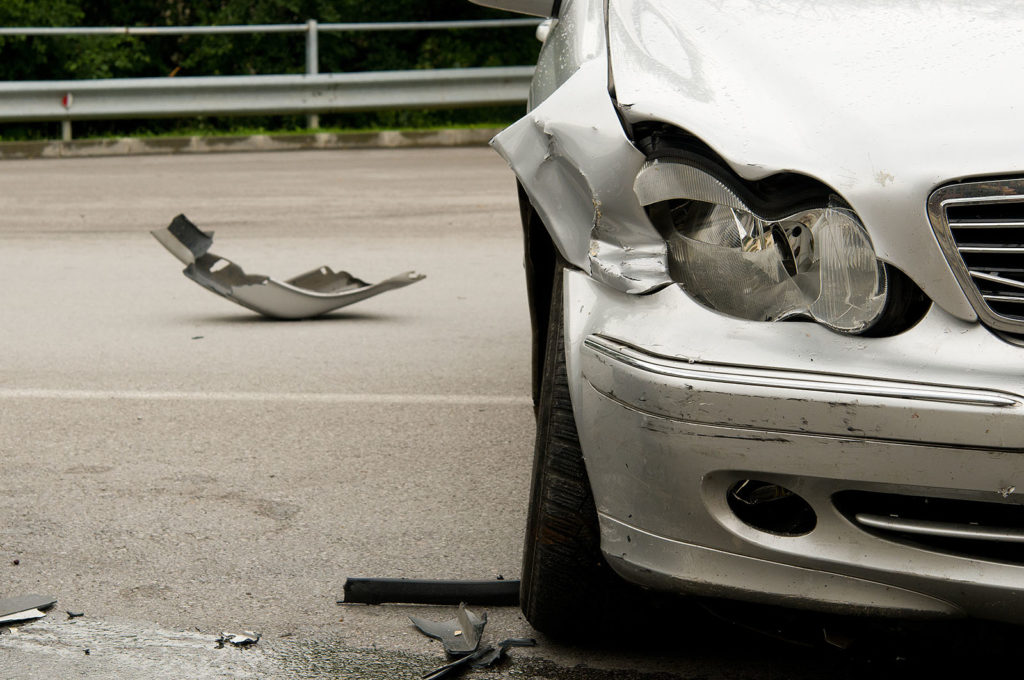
(0, 609, 47, 625)
(0, 594, 57, 619)
(491, 60, 671, 295)
(410, 603, 487, 656)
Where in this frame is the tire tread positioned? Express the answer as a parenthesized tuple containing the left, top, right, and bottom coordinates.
(520, 264, 628, 638)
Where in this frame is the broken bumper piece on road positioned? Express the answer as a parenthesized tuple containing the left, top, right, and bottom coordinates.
(152, 214, 425, 319)
(0, 594, 57, 630)
(410, 604, 536, 680)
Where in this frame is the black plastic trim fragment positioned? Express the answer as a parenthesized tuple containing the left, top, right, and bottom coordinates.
(339, 578, 520, 606)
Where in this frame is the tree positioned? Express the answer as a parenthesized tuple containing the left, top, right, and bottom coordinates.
(0, 0, 540, 138)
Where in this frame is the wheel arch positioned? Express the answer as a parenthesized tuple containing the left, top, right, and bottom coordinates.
(518, 180, 560, 413)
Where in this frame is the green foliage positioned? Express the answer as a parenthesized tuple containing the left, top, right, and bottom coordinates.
(0, 0, 540, 139)
(0, 0, 82, 79)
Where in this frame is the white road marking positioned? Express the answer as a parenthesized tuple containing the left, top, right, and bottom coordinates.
(0, 388, 531, 406)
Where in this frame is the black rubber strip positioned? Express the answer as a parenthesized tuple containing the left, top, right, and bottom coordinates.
(339, 578, 520, 606)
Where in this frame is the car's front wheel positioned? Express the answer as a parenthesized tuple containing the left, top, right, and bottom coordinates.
(519, 261, 631, 638)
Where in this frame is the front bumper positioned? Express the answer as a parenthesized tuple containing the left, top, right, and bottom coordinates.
(563, 269, 1024, 623)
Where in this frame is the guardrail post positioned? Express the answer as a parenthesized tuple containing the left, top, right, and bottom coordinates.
(305, 19, 319, 130)
(60, 91, 74, 141)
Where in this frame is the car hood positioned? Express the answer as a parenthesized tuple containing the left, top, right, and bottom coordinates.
(607, 0, 1024, 320)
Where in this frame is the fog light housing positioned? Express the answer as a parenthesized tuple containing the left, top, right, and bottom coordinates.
(728, 480, 816, 536)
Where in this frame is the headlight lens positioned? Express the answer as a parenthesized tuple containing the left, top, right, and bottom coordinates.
(637, 159, 887, 334)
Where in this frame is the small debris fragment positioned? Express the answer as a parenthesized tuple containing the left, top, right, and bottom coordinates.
(11, 560, 19, 566)
(471, 638, 536, 668)
(67, 611, 85, 619)
(422, 651, 478, 680)
(999, 485, 1016, 499)
(410, 604, 486, 656)
(216, 631, 261, 648)
(84, 648, 90, 655)
(191, 336, 204, 340)
(412, 603, 537, 679)
(421, 637, 536, 679)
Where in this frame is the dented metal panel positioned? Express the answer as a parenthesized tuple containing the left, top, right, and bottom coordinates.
(492, 61, 670, 294)
(152, 215, 424, 319)
(564, 268, 1024, 622)
(606, 0, 1024, 322)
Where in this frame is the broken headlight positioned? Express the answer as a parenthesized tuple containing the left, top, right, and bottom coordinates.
(636, 158, 891, 334)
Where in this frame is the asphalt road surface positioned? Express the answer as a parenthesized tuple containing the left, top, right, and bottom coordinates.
(0, 148, 1012, 678)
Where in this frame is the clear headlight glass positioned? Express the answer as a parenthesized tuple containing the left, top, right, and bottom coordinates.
(636, 159, 887, 334)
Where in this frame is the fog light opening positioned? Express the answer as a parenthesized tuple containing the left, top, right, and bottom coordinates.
(728, 480, 816, 536)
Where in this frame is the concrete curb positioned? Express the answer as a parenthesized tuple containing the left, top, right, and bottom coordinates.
(0, 127, 502, 160)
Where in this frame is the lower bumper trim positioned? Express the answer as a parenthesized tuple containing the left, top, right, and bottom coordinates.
(599, 514, 963, 619)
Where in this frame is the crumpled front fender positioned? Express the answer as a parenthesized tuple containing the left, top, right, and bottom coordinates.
(491, 60, 670, 294)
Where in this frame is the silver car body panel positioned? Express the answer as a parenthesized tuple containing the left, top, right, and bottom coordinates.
(492, 61, 671, 294)
(152, 215, 424, 319)
(493, 0, 676, 294)
(565, 269, 1024, 622)
(526, 0, 606, 107)
(607, 0, 1024, 323)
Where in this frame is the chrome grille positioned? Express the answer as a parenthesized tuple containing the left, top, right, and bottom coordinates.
(929, 179, 1024, 334)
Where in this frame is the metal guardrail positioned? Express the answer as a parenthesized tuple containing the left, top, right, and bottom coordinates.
(0, 19, 542, 36)
(0, 67, 536, 120)
(0, 20, 542, 140)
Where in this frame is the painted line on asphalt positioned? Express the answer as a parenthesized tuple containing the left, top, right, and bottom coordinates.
(0, 388, 531, 406)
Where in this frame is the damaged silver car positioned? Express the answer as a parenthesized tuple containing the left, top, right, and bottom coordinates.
(475, 0, 1024, 635)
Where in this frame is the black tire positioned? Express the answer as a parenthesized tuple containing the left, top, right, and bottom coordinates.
(519, 260, 629, 638)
